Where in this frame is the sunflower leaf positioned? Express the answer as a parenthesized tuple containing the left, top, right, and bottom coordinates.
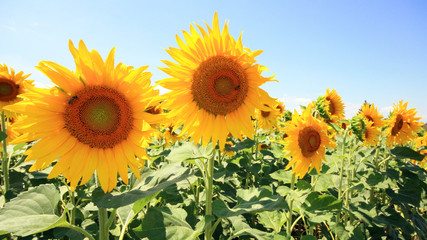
(391, 146, 425, 161)
(93, 164, 195, 208)
(0, 184, 67, 236)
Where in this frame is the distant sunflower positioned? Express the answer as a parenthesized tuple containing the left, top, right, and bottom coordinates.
(256, 104, 280, 130)
(385, 100, 421, 147)
(413, 135, 427, 169)
(363, 121, 381, 146)
(274, 100, 285, 115)
(158, 12, 276, 150)
(324, 88, 345, 122)
(0, 64, 33, 117)
(5, 40, 164, 192)
(359, 103, 384, 128)
(283, 110, 336, 178)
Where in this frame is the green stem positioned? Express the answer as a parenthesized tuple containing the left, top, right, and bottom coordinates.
(62, 222, 96, 240)
(205, 152, 215, 240)
(336, 131, 347, 239)
(286, 173, 296, 234)
(1, 112, 9, 198)
(98, 207, 109, 240)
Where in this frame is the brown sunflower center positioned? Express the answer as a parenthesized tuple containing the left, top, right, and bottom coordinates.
(0, 78, 19, 101)
(327, 99, 335, 115)
(391, 114, 404, 136)
(299, 127, 321, 157)
(261, 110, 270, 118)
(64, 86, 133, 149)
(192, 56, 248, 115)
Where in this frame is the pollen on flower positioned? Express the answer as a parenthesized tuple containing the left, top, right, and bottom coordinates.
(64, 86, 133, 148)
(191, 56, 248, 115)
(0, 78, 20, 101)
(298, 127, 321, 157)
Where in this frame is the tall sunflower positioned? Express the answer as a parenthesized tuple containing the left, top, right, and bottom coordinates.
(358, 102, 384, 129)
(5, 40, 164, 192)
(283, 110, 336, 178)
(0, 64, 33, 117)
(157, 12, 276, 149)
(385, 100, 421, 147)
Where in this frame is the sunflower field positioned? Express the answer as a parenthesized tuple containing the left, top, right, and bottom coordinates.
(0, 13, 426, 240)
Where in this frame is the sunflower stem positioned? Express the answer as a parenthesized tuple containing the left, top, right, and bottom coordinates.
(98, 207, 109, 240)
(336, 131, 347, 239)
(286, 173, 296, 234)
(1, 112, 10, 199)
(205, 151, 215, 240)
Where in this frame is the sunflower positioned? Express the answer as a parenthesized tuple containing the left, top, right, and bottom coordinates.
(358, 102, 384, 129)
(274, 100, 285, 115)
(256, 104, 280, 130)
(363, 120, 381, 146)
(5, 40, 164, 192)
(385, 100, 422, 147)
(316, 88, 345, 123)
(283, 110, 336, 178)
(0, 64, 33, 117)
(413, 134, 427, 169)
(157, 12, 276, 150)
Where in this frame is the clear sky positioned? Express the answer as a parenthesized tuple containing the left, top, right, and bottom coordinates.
(1, 0, 426, 121)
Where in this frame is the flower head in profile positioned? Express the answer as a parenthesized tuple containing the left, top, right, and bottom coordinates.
(282, 109, 337, 178)
(5, 40, 165, 192)
(0, 64, 33, 117)
(385, 100, 421, 147)
(316, 88, 345, 123)
(157, 12, 276, 150)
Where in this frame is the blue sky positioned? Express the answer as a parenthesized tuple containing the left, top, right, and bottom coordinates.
(1, 0, 426, 121)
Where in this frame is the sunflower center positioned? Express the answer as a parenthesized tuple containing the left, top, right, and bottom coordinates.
(261, 110, 270, 118)
(192, 56, 248, 115)
(0, 78, 19, 101)
(327, 99, 335, 115)
(391, 114, 404, 136)
(64, 86, 133, 149)
(299, 127, 321, 157)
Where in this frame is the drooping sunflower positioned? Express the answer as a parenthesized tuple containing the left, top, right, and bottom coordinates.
(316, 88, 345, 123)
(363, 120, 381, 146)
(157, 12, 276, 150)
(283, 110, 337, 178)
(0, 64, 33, 117)
(256, 104, 280, 131)
(358, 102, 384, 129)
(385, 100, 422, 147)
(5, 40, 164, 192)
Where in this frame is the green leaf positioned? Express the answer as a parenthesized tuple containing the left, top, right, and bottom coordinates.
(301, 192, 342, 224)
(0, 184, 68, 236)
(167, 142, 213, 162)
(391, 146, 425, 161)
(0, 131, 7, 142)
(213, 187, 288, 218)
(257, 211, 287, 233)
(270, 170, 293, 184)
(93, 164, 195, 208)
(134, 206, 199, 240)
(117, 191, 159, 233)
(228, 215, 275, 240)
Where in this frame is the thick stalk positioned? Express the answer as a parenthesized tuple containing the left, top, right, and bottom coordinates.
(98, 207, 109, 240)
(286, 173, 296, 234)
(205, 152, 215, 240)
(336, 132, 347, 239)
(1, 112, 9, 197)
